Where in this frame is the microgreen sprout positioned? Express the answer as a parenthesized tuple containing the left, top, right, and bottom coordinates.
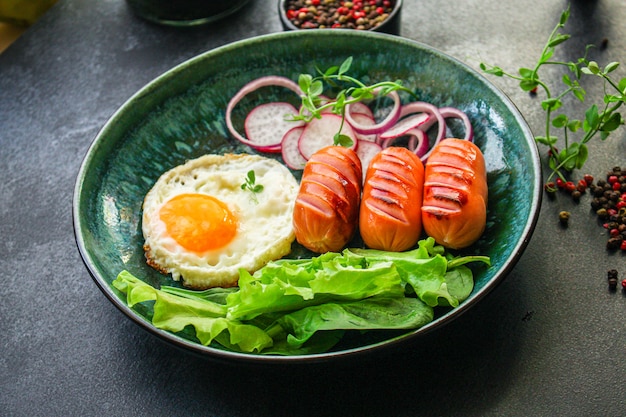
(480, 7, 625, 191)
(295, 56, 416, 147)
(241, 170, 263, 203)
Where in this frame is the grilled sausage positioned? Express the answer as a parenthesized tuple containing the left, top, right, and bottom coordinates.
(421, 138, 487, 249)
(359, 147, 425, 252)
(293, 145, 362, 253)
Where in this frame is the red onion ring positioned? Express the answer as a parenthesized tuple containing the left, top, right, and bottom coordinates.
(344, 90, 401, 134)
(225, 76, 303, 149)
(439, 106, 474, 142)
(397, 102, 446, 161)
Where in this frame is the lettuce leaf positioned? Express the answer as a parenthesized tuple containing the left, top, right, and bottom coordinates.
(269, 296, 433, 349)
(350, 237, 490, 307)
(113, 271, 273, 353)
(225, 251, 405, 321)
(112, 238, 490, 355)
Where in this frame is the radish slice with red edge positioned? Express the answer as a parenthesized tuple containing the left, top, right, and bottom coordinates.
(243, 102, 303, 150)
(344, 90, 401, 134)
(355, 139, 383, 181)
(281, 126, 307, 170)
(439, 106, 474, 142)
(225, 75, 303, 149)
(298, 113, 357, 160)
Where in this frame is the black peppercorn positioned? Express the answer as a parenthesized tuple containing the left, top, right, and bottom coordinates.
(607, 237, 622, 250)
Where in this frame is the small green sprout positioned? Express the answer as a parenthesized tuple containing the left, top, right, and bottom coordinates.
(294, 56, 417, 148)
(480, 6, 625, 187)
(241, 170, 264, 203)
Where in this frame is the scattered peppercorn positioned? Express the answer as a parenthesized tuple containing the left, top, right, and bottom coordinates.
(283, 0, 395, 31)
(589, 167, 626, 251)
(608, 269, 618, 291)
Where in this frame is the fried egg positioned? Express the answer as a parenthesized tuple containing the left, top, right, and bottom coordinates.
(142, 153, 299, 289)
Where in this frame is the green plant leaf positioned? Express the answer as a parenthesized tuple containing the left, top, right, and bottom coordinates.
(552, 114, 568, 128)
(559, 8, 570, 25)
(541, 98, 562, 111)
(540, 47, 555, 63)
(309, 80, 324, 96)
(605, 94, 623, 103)
(324, 65, 339, 77)
(520, 79, 539, 91)
(298, 74, 312, 92)
(576, 143, 588, 169)
(584, 104, 600, 131)
(562, 74, 572, 87)
(586, 61, 600, 74)
(519, 67, 535, 78)
(619, 77, 626, 94)
(535, 135, 558, 146)
(339, 56, 352, 75)
(334, 133, 354, 148)
(480, 64, 504, 76)
(548, 34, 571, 47)
(573, 88, 586, 102)
(604, 61, 619, 74)
(567, 119, 582, 132)
(601, 112, 623, 132)
(568, 62, 582, 78)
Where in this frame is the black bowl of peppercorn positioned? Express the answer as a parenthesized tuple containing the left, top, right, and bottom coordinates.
(279, 0, 402, 35)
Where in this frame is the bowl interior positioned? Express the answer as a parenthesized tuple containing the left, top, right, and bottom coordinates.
(74, 30, 541, 363)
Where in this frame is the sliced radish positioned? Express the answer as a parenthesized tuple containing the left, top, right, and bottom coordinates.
(225, 76, 303, 149)
(355, 139, 383, 181)
(298, 113, 357, 160)
(281, 126, 307, 170)
(439, 106, 474, 142)
(250, 143, 282, 154)
(344, 90, 401, 134)
(243, 102, 303, 150)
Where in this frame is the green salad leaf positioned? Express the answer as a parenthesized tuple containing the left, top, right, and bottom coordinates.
(112, 237, 490, 355)
(268, 296, 434, 349)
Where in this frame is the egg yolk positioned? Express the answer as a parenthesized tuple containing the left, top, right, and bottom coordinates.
(159, 193, 238, 252)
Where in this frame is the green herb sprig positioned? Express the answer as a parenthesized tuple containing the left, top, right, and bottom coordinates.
(479, 7, 625, 190)
(295, 56, 415, 147)
(241, 170, 263, 203)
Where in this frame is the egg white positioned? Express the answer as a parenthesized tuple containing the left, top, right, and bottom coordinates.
(142, 153, 299, 289)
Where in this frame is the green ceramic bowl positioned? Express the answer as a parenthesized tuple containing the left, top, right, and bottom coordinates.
(73, 30, 541, 363)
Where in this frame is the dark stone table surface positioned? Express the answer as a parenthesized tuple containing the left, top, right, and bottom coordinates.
(1, 0, 625, 415)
